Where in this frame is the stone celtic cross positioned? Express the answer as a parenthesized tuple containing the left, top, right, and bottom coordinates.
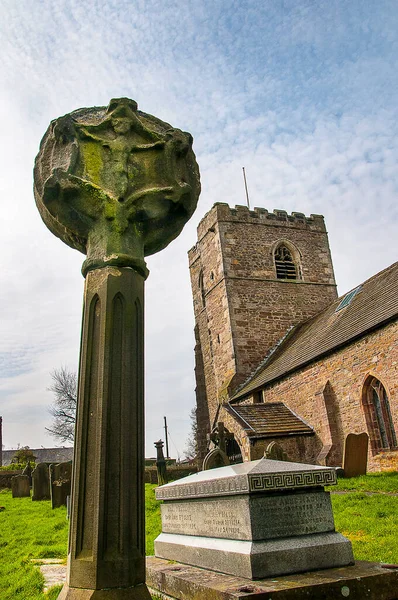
(34, 98, 200, 599)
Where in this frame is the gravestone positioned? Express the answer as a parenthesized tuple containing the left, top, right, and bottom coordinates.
(208, 422, 234, 453)
(203, 421, 232, 470)
(202, 448, 230, 470)
(265, 440, 289, 461)
(154, 440, 168, 486)
(22, 461, 33, 485)
(11, 474, 30, 498)
(34, 97, 200, 600)
(32, 462, 50, 501)
(155, 457, 354, 579)
(50, 461, 72, 508)
(343, 432, 369, 477)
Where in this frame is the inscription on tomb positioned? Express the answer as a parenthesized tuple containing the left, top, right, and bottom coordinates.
(161, 492, 335, 541)
(162, 499, 251, 539)
(251, 492, 334, 539)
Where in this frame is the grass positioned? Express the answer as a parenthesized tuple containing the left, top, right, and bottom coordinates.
(0, 484, 160, 600)
(331, 492, 398, 563)
(332, 470, 398, 493)
(328, 471, 398, 563)
(1, 475, 397, 599)
(0, 489, 69, 600)
(145, 484, 162, 555)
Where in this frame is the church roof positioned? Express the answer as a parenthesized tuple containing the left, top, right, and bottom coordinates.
(231, 261, 398, 401)
(225, 402, 314, 437)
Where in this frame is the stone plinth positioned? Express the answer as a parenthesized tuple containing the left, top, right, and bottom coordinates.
(155, 458, 354, 579)
(147, 557, 398, 600)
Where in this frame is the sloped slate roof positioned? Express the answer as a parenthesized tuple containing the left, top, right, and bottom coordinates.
(232, 261, 398, 401)
(225, 402, 313, 437)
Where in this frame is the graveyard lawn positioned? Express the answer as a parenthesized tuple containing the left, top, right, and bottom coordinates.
(332, 470, 398, 493)
(0, 484, 160, 600)
(1, 479, 397, 598)
(330, 471, 398, 563)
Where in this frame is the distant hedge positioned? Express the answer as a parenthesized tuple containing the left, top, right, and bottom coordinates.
(0, 470, 22, 489)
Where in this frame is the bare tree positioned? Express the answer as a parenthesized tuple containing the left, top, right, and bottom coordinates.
(184, 406, 198, 462)
(46, 367, 77, 443)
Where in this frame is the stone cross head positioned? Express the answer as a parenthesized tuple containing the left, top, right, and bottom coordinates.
(34, 98, 201, 277)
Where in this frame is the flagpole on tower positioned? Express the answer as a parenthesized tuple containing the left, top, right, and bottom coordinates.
(242, 166, 250, 209)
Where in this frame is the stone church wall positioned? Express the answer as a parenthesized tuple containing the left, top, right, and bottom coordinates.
(258, 320, 398, 471)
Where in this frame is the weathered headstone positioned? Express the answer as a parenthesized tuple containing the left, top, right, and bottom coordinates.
(203, 421, 232, 470)
(11, 474, 30, 498)
(50, 461, 72, 508)
(202, 448, 230, 470)
(34, 97, 200, 599)
(154, 440, 168, 486)
(155, 458, 354, 579)
(343, 432, 369, 477)
(32, 462, 51, 501)
(265, 440, 289, 461)
(22, 461, 33, 485)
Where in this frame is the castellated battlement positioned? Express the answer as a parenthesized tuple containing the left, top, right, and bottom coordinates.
(188, 203, 326, 264)
(197, 203, 325, 245)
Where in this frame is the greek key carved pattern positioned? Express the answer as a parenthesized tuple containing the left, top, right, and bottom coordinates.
(156, 468, 336, 500)
(248, 469, 336, 491)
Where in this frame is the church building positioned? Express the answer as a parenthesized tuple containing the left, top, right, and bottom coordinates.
(188, 203, 398, 472)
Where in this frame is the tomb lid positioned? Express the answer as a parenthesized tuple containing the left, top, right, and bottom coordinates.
(155, 457, 337, 500)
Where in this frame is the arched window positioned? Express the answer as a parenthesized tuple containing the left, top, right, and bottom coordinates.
(362, 376, 397, 453)
(274, 243, 299, 280)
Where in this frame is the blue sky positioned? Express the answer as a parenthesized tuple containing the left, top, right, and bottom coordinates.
(1, 0, 398, 457)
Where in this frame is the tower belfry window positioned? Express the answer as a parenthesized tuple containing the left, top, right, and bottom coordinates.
(274, 245, 298, 280)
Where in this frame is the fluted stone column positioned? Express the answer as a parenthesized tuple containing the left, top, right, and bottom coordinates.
(66, 267, 146, 597)
(34, 97, 200, 599)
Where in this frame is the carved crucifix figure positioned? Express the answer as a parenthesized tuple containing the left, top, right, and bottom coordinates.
(34, 98, 200, 600)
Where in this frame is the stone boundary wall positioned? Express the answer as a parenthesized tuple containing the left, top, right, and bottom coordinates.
(145, 465, 197, 484)
(1, 447, 74, 466)
(0, 470, 22, 489)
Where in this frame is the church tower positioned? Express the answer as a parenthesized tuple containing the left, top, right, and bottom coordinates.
(188, 203, 337, 460)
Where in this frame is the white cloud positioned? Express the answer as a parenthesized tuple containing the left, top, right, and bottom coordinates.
(1, 0, 398, 457)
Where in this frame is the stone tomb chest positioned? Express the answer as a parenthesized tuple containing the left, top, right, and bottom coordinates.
(155, 458, 354, 579)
